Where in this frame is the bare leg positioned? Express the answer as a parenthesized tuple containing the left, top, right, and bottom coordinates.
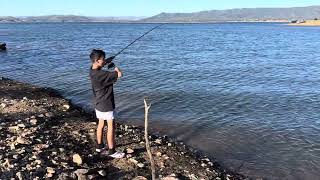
(96, 119, 105, 144)
(107, 119, 115, 149)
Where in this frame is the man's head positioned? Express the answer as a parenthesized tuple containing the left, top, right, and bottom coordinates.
(90, 49, 106, 68)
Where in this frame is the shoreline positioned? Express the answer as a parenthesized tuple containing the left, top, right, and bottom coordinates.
(288, 20, 320, 26)
(0, 77, 247, 179)
(0, 21, 288, 24)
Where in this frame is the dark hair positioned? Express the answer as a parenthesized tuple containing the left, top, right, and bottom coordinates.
(90, 49, 105, 63)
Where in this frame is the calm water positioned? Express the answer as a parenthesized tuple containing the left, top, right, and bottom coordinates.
(1, 23, 320, 179)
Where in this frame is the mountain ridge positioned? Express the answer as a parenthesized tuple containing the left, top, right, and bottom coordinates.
(1, 5, 320, 23)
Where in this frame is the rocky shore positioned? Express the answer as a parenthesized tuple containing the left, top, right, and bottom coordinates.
(0, 77, 247, 180)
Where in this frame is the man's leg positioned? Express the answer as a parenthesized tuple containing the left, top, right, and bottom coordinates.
(97, 119, 105, 145)
(106, 119, 115, 150)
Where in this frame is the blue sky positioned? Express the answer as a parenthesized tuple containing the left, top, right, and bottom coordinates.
(1, 0, 319, 17)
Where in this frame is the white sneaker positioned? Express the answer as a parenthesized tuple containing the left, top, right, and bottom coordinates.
(109, 151, 125, 159)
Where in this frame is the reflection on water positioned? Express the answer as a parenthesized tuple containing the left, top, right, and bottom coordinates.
(1, 23, 320, 179)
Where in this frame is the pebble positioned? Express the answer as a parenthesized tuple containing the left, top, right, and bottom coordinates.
(129, 158, 139, 164)
(16, 172, 23, 180)
(168, 143, 172, 147)
(16, 137, 31, 145)
(17, 123, 26, 128)
(155, 138, 162, 144)
(8, 126, 19, 132)
(98, 169, 107, 176)
(63, 104, 70, 110)
(161, 176, 179, 180)
(126, 148, 134, 154)
(1, 103, 6, 108)
(156, 152, 162, 157)
(45, 112, 54, 117)
(137, 163, 145, 168)
(47, 167, 55, 174)
(133, 176, 148, 180)
(73, 154, 83, 165)
(30, 119, 37, 125)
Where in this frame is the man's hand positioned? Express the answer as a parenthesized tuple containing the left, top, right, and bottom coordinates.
(115, 67, 122, 78)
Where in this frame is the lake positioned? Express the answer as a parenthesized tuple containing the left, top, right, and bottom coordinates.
(0, 22, 320, 179)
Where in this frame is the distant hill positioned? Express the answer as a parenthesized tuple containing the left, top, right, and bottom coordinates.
(1, 5, 320, 23)
(140, 5, 320, 23)
(0, 15, 144, 23)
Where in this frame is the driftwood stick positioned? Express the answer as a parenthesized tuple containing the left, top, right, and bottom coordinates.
(144, 98, 156, 180)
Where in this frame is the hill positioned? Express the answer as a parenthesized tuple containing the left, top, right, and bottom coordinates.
(140, 5, 320, 23)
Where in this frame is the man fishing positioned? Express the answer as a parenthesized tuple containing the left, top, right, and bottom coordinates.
(89, 49, 125, 158)
(89, 24, 161, 158)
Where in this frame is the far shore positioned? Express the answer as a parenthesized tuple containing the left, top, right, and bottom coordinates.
(288, 20, 320, 26)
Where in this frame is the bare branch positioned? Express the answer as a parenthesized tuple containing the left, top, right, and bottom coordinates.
(144, 98, 156, 180)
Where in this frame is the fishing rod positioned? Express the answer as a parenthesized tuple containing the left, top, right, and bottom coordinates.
(105, 24, 163, 68)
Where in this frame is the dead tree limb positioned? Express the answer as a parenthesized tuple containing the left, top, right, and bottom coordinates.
(144, 98, 156, 180)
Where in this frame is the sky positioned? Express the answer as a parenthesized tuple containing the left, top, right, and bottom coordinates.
(1, 0, 319, 17)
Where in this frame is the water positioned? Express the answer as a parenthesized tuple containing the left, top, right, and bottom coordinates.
(1, 23, 320, 179)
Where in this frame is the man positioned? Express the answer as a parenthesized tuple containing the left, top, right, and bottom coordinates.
(89, 49, 124, 158)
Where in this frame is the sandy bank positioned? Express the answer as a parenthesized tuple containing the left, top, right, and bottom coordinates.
(288, 20, 320, 26)
(0, 77, 246, 179)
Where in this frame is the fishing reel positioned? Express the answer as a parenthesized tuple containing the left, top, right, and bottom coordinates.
(105, 56, 116, 69)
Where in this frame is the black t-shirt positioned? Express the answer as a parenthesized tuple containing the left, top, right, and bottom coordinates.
(90, 68, 118, 112)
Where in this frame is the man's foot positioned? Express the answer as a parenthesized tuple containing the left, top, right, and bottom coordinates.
(95, 144, 106, 153)
(109, 151, 125, 159)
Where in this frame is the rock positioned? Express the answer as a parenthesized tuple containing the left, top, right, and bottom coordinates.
(132, 176, 148, 180)
(12, 154, 20, 159)
(17, 124, 26, 128)
(189, 174, 197, 180)
(74, 169, 89, 174)
(59, 148, 65, 152)
(22, 97, 28, 100)
(10, 143, 15, 150)
(47, 167, 55, 174)
(38, 114, 45, 118)
(155, 138, 162, 144)
(161, 176, 179, 180)
(63, 104, 70, 110)
(35, 160, 42, 164)
(168, 143, 172, 147)
(137, 163, 145, 168)
(16, 172, 23, 180)
(30, 119, 37, 125)
(126, 148, 134, 154)
(201, 163, 207, 167)
(129, 158, 139, 165)
(16, 137, 31, 145)
(8, 126, 19, 132)
(162, 154, 170, 160)
(88, 174, 98, 179)
(73, 154, 83, 165)
(57, 173, 69, 180)
(1, 103, 6, 108)
(156, 152, 162, 157)
(45, 112, 54, 118)
(98, 169, 107, 176)
(74, 169, 88, 180)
